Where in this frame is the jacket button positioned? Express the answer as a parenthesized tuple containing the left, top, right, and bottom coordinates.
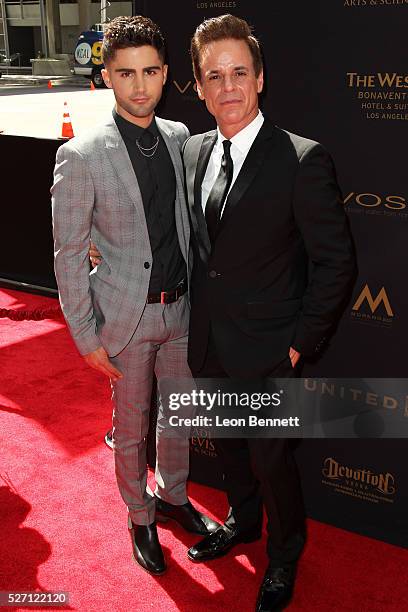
(209, 270, 217, 279)
(144, 262, 150, 269)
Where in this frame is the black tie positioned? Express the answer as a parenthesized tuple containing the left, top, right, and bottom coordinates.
(205, 140, 233, 244)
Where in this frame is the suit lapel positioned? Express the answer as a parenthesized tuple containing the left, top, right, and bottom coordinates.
(156, 117, 184, 192)
(192, 131, 217, 260)
(217, 120, 278, 236)
(104, 118, 145, 211)
(156, 117, 191, 268)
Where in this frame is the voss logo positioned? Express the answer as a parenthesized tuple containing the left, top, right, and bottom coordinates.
(343, 192, 405, 210)
(173, 80, 197, 94)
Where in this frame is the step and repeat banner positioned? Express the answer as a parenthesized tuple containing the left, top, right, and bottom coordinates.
(140, 0, 407, 547)
(0, 1, 405, 547)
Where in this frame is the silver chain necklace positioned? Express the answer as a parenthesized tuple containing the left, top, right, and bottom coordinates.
(136, 135, 160, 158)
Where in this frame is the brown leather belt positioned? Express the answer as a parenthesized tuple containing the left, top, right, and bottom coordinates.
(146, 280, 187, 304)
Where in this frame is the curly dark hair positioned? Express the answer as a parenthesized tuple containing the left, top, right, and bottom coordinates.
(190, 14, 262, 82)
(102, 16, 166, 65)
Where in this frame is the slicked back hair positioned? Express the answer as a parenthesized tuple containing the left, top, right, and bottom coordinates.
(190, 14, 262, 82)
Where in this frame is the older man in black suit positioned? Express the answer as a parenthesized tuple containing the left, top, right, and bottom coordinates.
(183, 14, 356, 611)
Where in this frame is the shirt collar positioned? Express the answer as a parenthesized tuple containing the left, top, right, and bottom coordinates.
(113, 108, 158, 141)
(216, 110, 264, 154)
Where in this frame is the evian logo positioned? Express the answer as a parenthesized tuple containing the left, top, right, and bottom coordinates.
(322, 457, 396, 496)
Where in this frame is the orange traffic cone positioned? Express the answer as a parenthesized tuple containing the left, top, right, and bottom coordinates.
(90, 81, 96, 91)
(60, 101, 74, 139)
(48, 80, 53, 89)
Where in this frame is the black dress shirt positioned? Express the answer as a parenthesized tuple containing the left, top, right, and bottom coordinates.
(113, 109, 186, 293)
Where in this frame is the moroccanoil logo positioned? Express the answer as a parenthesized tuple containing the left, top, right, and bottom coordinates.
(351, 284, 394, 327)
(352, 285, 393, 316)
(322, 457, 396, 504)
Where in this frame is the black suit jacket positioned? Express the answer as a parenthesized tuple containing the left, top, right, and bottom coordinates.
(183, 118, 356, 378)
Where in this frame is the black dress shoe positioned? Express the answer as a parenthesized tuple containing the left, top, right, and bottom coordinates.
(187, 524, 262, 562)
(155, 496, 220, 536)
(255, 564, 296, 611)
(128, 517, 166, 575)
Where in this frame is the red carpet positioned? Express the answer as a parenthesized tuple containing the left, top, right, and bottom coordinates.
(1, 288, 407, 611)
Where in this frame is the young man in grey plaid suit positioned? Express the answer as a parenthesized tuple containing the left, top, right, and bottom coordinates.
(51, 16, 218, 576)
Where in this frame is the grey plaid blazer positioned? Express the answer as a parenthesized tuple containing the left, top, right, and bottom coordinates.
(51, 116, 191, 357)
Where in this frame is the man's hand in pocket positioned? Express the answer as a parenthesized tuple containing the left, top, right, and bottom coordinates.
(89, 240, 102, 268)
(289, 347, 301, 368)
